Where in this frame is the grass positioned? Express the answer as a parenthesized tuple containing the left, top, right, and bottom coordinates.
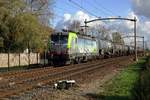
(133, 56, 150, 100)
(87, 58, 146, 100)
(103, 60, 145, 100)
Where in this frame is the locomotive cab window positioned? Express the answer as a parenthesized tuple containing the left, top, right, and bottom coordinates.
(51, 34, 68, 44)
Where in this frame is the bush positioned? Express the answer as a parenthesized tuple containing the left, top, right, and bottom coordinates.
(132, 57, 150, 100)
(145, 56, 150, 69)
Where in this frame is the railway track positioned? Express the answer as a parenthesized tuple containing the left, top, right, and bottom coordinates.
(0, 59, 102, 79)
(0, 58, 113, 85)
(0, 56, 132, 98)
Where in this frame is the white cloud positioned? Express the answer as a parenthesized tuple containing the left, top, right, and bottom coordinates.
(55, 10, 150, 49)
(130, 0, 150, 49)
(73, 11, 90, 23)
(125, 12, 139, 29)
(63, 13, 71, 21)
(131, 0, 150, 18)
(55, 11, 104, 31)
(142, 21, 150, 34)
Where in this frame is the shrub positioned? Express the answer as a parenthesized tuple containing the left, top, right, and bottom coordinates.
(132, 56, 150, 100)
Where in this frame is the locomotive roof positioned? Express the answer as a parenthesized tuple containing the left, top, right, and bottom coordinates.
(52, 30, 96, 40)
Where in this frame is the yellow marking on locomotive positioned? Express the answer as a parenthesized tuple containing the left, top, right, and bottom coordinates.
(67, 32, 77, 48)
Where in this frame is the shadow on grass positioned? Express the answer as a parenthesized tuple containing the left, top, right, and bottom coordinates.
(86, 93, 130, 100)
(130, 57, 150, 100)
(128, 58, 146, 71)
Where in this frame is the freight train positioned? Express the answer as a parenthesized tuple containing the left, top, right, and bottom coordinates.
(47, 30, 135, 65)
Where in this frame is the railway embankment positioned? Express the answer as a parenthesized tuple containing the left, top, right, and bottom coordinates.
(1, 56, 148, 100)
(42, 56, 134, 100)
(88, 56, 149, 100)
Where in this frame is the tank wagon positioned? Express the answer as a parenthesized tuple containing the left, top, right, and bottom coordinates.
(47, 30, 99, 65)
(127, 45, 134, 55)
(98, 40, 136, 58)
(112, 44, 125, 56)
(98, 39, 113, 58)
(112, 43, 135, 56)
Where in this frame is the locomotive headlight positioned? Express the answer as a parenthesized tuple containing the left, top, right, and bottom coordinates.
(51, 54, 53, 57)
(65, 48, 69, 54)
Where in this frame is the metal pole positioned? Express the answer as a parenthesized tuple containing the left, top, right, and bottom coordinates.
(143, 37, 145, 56)
(19, 53, 20, 67)
(44, 50, 46, 66)
(37, 52, 39, 65)
(84, 19, 87, 60)
(134, 17, 138, 61)
(84, 19, 87, 35)
(8, 49, 10, 71)
(28, 40, 30, 67)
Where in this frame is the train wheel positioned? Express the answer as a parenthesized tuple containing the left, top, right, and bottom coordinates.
(70, 59, 74, 65)
(74, 58, 79, 64)
(48, 59, 51, 65)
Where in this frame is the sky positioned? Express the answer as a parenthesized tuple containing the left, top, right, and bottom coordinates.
(51, 0, 150, 49)
(52, 0, 131, 25)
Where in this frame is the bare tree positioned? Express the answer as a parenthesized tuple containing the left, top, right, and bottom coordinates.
(68, 20, 81, 32)
(112, 32, 124, 44)
(96, 25, 111, 40)
(23, 0, 53, 26)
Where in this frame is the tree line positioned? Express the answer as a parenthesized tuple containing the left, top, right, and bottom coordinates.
(0, 0, 53, 53)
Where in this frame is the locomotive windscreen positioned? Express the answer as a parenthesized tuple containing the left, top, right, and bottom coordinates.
(51, 34, 68, 44)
